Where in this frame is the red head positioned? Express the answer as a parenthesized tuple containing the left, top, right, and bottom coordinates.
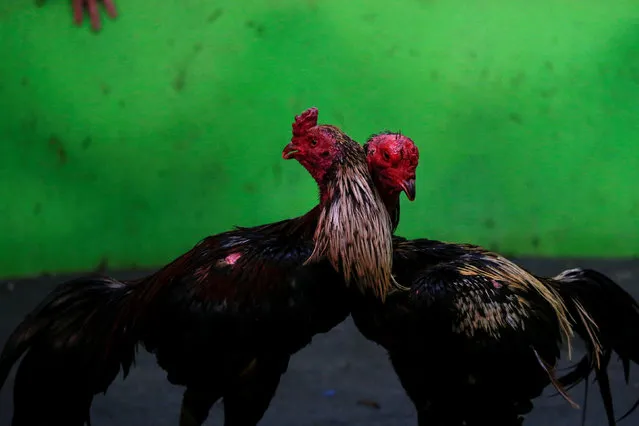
(282, 107, 342, 186)
(364, 132, 419, 202)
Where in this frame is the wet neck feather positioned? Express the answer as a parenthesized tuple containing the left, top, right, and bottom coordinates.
(306, 155, 395, 300)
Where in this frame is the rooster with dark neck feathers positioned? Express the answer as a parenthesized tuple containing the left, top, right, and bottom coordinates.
(351, 134, 639, 426)
(0, 107, 414, 426)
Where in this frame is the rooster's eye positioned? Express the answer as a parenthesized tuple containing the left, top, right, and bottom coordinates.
(382, 151, 390, 161)
(310, 139, 317, 146)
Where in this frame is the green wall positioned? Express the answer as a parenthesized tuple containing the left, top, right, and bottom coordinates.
(1, 0, 638, 278)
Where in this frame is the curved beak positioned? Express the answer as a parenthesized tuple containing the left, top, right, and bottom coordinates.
(282, 143, 299, 160)
(400, 179, 416, 201)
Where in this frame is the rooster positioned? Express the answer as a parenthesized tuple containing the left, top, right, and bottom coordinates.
(347, 133, 639, 426)
(0, 107, 408, 426)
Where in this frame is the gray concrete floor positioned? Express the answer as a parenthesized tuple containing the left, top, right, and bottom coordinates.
(0, 258, 638, 426)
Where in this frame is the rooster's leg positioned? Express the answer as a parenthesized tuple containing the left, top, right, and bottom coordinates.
(223, 356, 290, 426)
(180, 388, 222, 426)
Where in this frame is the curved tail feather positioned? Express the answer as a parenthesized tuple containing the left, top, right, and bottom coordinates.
(551, 268, 639, 426)
(0, 275, 138, 425)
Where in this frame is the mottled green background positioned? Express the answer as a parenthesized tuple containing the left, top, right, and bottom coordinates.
(1, 0, 638, 278)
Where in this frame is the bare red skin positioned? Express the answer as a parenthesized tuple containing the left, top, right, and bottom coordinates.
(285, 108, 419, 205)
(366, 133, 419, 205)
(72, 0, 117, 31)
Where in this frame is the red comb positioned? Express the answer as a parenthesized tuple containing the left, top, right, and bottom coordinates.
(292, 107, 319, 137)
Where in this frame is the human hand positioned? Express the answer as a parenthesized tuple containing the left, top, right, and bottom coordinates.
(72, 0, 117, 31)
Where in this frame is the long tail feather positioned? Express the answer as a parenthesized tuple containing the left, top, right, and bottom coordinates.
(552, 268, 639, 425)
(556, 355, 595, 392)
(581, 370, 590, 426)
(532, 347, 579, 409)
(595, 351, 616, 426)
(0, 275, 138, 425)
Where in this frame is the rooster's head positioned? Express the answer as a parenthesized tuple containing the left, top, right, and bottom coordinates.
(364, 132, 419, 202)
(283, 107, 344, 186)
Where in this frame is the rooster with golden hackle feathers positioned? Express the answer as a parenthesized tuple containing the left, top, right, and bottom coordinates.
(344, 133, 639, 426)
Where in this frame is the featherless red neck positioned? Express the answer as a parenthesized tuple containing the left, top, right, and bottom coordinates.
(283, 107, 398, 300)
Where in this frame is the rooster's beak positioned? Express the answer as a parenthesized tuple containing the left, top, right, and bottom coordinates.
(400, 179, 416, 201)
(282, 143, 299, 160)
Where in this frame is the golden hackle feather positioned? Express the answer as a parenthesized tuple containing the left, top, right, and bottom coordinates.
(304, 126, 401, 301)
(456, 254, 578, 357)
(572, 300, 602, 368)
(533, 348, 580, 409)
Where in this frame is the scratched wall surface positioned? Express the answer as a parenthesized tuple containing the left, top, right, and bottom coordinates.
(0, 0, 638, 278)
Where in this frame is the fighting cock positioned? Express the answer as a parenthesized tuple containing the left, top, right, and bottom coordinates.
(0, 107, 405, 426)
(347, 133, 639, 426)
